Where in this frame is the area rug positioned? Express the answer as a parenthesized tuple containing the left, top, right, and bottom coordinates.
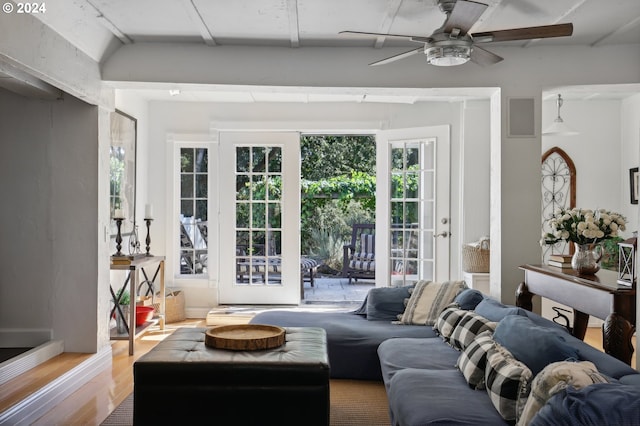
(101, 379, 389, 425)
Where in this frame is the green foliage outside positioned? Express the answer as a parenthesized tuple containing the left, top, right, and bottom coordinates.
(299, 136, 376, 268)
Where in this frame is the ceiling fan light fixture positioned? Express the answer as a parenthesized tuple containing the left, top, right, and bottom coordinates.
(542, 94, 579, 136)
(425, 44, 471, 66)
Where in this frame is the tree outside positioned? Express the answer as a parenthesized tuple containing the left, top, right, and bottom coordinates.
(300, 135, 376, 272)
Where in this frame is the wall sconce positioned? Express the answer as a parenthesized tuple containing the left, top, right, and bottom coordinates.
(617, 234, 637, 287)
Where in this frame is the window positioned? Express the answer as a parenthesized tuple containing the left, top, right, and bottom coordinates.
(179, 147, 208, 275)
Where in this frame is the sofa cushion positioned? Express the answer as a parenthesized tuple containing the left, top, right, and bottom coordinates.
(365, 285, 414, 321)
(530, 383, 640, 426)
(454, 288, 485, 310)
(378, 337, 460, 389)
(457, 330, 495, 390)
(397, 280, 467, 325)
(518, 360, 612, 426)
(493, 315, 579, 376)
(485, 343, 533, 423)
(449, 311, 497, 351)
(474, 297, 527, 322)
(250, 309, 437, 381)
(433, 304, 466, 341)
(387, 368, 508, 426)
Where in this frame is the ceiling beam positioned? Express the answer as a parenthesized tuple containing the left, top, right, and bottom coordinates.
(287, 0, 300, 48)
(182, 0, 217, 46)
(591, 14, 640, 47)
(522, 0, 586, 48)
(87, 0, 132, 44)
(374, 0, 404, 48)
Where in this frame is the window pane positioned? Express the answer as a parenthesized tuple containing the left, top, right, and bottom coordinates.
(236, 203, 249, 228)
(237, 147, 250, 172)
(236, 175, 250, 200)
(268, 203, 281, 228)
(252, 203, 265, 228)
(267, 177, 281, 200)
(268, 147, 282, 172)
(406, 145, 420, 168)
(252, 175, 266, 201)
(196, 174, 208, 198)
(181, 174, 194, 198)
(405, 172, 419, 199)
(390, 173, 403, 198)
(195, 148, 208, 172)
(391, 147, 403, 172)
(181, 200, 193, 217)
(196, 200, 207, 221)
(181, 148, 194, 172)
(253, 147, 266, 172)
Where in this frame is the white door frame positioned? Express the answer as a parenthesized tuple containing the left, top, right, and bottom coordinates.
(376, 125, 451, 286)
(218, 131, 301, 304)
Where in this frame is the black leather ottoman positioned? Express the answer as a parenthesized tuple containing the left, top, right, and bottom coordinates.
(133, 327, 330, 425)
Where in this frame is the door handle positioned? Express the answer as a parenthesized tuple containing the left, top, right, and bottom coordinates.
(434, 231, 450, 238)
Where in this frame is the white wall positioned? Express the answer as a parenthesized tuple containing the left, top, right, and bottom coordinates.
(0, 88, 107, 352)
(540, 93, 640, 333)
(144, 99, 491, 311)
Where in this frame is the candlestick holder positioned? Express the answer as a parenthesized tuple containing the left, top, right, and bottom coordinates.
(144, 218, 153, 256)
(113, 217, 124, 256)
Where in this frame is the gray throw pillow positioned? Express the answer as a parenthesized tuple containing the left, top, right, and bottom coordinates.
(366, 285, 414, 321)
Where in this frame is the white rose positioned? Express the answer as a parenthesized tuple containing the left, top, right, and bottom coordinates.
(611, 223, 618, 231)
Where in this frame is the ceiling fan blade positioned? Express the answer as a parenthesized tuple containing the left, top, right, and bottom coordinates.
(369, 47, 424, 66)
(444, 0, 488, 35)
(470, 45, 503, 66)
(471, 23, 573, 43)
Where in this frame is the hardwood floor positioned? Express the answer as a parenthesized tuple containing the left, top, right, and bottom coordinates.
(2, 321, 636, 425)
(3, 319, 207, 426)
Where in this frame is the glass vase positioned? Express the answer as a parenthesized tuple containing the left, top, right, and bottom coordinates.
(571, 242, 602, 275)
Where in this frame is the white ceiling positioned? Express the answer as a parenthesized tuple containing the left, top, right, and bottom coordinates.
(9, 0, 640, 102)
(30, 0, 640, 63)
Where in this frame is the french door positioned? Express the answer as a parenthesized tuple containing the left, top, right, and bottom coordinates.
(376, 126, 451, 286)
(219, 132, 301, 304)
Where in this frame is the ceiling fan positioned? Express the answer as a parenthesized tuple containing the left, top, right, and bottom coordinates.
(340, 0, 573, 67)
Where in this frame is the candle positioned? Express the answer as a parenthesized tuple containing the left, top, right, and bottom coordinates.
(145, 204, 153, 219)
(114, 208, 124, 219)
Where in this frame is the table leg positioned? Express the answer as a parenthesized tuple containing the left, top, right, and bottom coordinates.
(129, 269, 137, 356)
(515, 282, 533, 311)
(571, 310, 589, 340)
(603, 312, 635, 365)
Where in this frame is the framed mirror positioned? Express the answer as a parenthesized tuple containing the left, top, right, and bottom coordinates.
(110, 110, 137, 237)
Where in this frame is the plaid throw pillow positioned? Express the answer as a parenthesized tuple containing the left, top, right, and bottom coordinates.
(485, 344, 532, 423)
(456, 330, 495, 389)
(397, 280, 467, 326)
(448, 311, 497, 351)
(433, 303, 466, 341)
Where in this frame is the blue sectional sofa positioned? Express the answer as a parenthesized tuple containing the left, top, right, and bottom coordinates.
(250, 285, 640, 425)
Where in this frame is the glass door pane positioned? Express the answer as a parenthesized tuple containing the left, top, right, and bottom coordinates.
(235, 146, 283, 285)
(389, 140, 435, 286)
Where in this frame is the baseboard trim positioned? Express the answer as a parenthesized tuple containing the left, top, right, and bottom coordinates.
(0, 340, 64, 386)
(0, 345, 112, 425)
(185, 307, 210, 319)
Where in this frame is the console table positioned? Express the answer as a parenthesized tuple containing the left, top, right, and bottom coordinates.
(517, 264, 636, 364)
(110, 255, 166, 355)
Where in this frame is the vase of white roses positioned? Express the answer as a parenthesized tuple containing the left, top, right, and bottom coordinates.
(541, 208, 627, 275)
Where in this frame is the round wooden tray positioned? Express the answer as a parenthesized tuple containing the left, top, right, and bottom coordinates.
(204, 324, 286, 351)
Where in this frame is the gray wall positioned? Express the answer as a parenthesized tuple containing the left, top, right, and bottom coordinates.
(0, 88, 104, 352)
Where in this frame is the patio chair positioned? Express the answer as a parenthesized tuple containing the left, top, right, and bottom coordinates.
(342, 223, 375, 284)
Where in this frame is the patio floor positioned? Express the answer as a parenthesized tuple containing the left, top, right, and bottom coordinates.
(303, 276, 374, 305)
